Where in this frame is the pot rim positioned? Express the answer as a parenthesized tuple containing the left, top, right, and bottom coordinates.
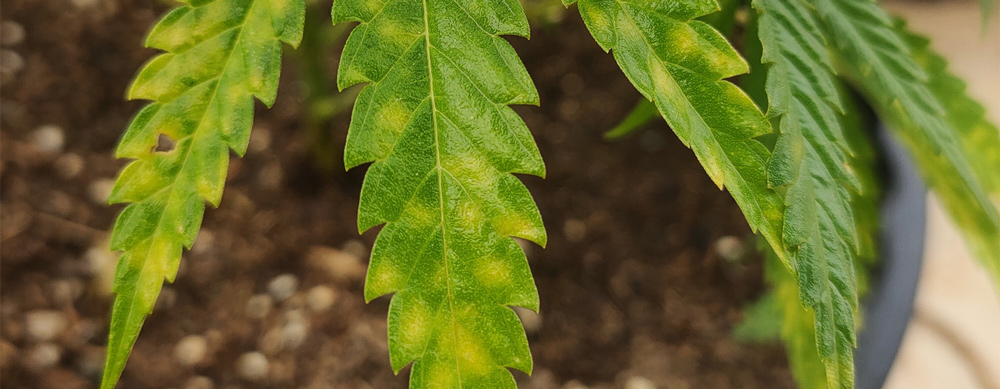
(853, 122, 928, 389)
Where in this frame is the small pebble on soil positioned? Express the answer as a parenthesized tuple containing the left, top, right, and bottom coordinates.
(236, 351, 269, 381)
(245, 294, 273, 319)
(562, 380, 589, 389)
(306, 285, 337, 313)
(53, 153, 84, 179)
(87, 178, 115, 205)
(25, 310, 68, 342)
(0, 21, 25, 46)
(184, 376, 214, 389)
(25, 343, 62, 371)
(174, 335, 208, 367)
(267, 274, 298, 302)
(307, 246, 365, 282)
(341, 239, 368, 260)
(625, 376, 656, 389)
(0, 49, 24, 81)
(49, 279, 83, 305)
(281, 320, 309, 350)
(714, 235, 747, 262)
(259, 328, 284, 355)
(30, 124, 65, 155)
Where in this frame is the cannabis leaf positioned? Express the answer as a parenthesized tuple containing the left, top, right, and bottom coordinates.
(767, 253, 830, 389)
(103, 0, 303, 387)
(567, 0, 788, 265)
(333, 0, 545, 386)
(765, 89, 882, 389)
(900, 23, 1000, 197)
(754, 0, 863, 386)
(815, 0, 1000, 289)
(897, 20, 1000, 288)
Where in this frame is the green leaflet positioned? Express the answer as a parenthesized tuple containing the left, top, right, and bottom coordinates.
(754, 0, 862, 387)
(103, 0, 304, 387)
(766, 89, 881, 389)
(815, 0, 1000, 289)
(767, 251, 830, 389)
(732, 290, 782, 343)
(604, 99, 658, 140)
(567, 0, 789, 265)
(899, 24, 1000, 197)
(333, 0, 545, 387)
(898, 20, 1000, 289)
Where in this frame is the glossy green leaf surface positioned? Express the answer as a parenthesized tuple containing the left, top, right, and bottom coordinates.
(333, 0, 545, 386)
(103, 0, 304, 387)
(767, 90, 881, 389)
(816, 0, 1000, 290)
(568, 0, 788, 265)
(754, 0, 862, 386)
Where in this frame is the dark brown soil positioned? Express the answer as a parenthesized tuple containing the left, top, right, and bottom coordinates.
(0, 0, 794, 388)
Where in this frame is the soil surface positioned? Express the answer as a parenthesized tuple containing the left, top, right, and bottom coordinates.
(0, 0, 794, 388)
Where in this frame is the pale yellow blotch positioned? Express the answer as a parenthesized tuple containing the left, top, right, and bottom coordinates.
(372, 263, 404, 292)
(364, 0, 384, 16)
(249, 74, 264, 95)
(428, 358, 457, 387)
(493, 213, 534, 240)
(475, 256, 511, 288)
(147, 237, 173, 276)
(455, 325, 492, 375)
(399, 303, 431, 349)
(376, 100, 411, 135)
(220, 84, 246, 115)
(455, 200, 483, 230)
(449, 155, 496, 191)
(669, 27, 698, 58)
(142, 237, 175, 303)
(270, 0, 291, 18)
(706, 49, 731, 73)
(582, 7, 610, 35)
(160, 25, 191, 50)
(405, 203, 437, 226)
(376, 21, 415, 50)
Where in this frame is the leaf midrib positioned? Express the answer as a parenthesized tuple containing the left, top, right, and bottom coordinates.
(421, 0, 464, 385)
(108, 0, 258, 369)
(611, 0, 771, 235)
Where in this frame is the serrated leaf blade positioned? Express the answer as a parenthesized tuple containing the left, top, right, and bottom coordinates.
(102, 0, 304, 387)
(572, 0, 789, 266)
(753, 0, 864, 387)
(334, 0, 545, 386)
(816, 0, 1000, 293)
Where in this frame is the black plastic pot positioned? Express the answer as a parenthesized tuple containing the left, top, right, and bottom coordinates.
(853, 122, 928, 389)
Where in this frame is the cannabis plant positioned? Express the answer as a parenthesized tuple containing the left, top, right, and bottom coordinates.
(101, 0, 1000, 388)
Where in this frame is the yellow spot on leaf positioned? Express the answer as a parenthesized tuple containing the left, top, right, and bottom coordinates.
(475, 256, 510, 287)
(493, 213, 534, 239)
(399, 302, 431, 349)
(455, 325, 492, 375)
(377, 100, 412, 135)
